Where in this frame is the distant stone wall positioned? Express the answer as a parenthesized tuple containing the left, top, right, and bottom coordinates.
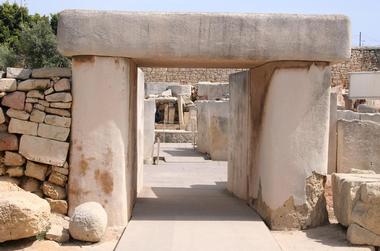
(142, 48, 380, 88)
(0, 67, 71, 215)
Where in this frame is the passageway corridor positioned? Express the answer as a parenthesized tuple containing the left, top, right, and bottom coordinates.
(115, 144, 281, 251)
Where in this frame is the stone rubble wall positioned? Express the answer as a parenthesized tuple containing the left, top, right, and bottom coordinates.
(0, 67, 71, 216)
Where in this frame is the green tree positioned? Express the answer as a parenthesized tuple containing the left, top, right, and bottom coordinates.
(0, 44, 18, 70)
(50, 13, 58, 35)
(18, 19, 70, 68)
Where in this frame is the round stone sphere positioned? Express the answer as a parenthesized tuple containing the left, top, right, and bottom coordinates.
(69, 202, 107, 242)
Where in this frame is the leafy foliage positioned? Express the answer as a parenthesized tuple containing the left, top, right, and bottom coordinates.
(0, 44, 18, 70)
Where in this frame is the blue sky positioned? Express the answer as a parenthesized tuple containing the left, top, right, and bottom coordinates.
(4, 0, 380, 46)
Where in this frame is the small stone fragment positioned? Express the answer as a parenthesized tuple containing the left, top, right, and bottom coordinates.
(45, 107, 71, 117)
(33, 103, 45, 111)
(25, 97, 39, 103)
(8, 118, 38, 135)
(0, 78, 17, 92)
(46, 198, 68, 215)
(42, 181, 66, 200)
(1, 91, 25, 110)
(32, 68, 71, 78)
(38, 123, 70, 141)
(30, 109, 46, 123)
(44, 87, 54, 95)
(6, 109, 30, 120)
(25, 161, 48, 181)
(38, 100, 50, 107)
(48, 171, 68, 187)
(17, 79, 50, 91)
(50, 102, 72, 109)
(6, 67, 31, 80)
(45, 115, 71, 128)
(45, 213, 70, 242)
(54, 78, 71, 92)
(6, 166, 24, 177)
(26, 90, 44, 99)
(46, 92, 72, 103)
(4, 151, 25, 166)
(24, 103, 33, 113)
(52, 166, 69, 175)
(0, 132, 18, 151)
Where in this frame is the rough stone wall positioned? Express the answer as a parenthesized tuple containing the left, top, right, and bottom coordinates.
(142, 48, 380, 88)
(331, 47, 380, 88)
(0, 67, 71, 216)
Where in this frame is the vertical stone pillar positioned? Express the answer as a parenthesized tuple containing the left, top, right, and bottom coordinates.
(69, 56, 137, 227)
(229, 62, 331, 230)
(328, 92, 337, 174)
(136, 69, 145, 194)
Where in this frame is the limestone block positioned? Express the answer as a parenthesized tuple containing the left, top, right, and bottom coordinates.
(4, 151, 25, 166)
(6, 67, 31, 80)
(352, 200, 380, 236)
(144, 99, 156, 164)
(54, 78, 71, 92)
(6, 166, 24, 177)
(45, 115, 71, 128)
(48, 171, 68, 187)
(26, 97, 39, 103)
(24, 103, 33, 113)
(361, 182, 380, 204)
(25, 161, 48, 181)
(0, 78, 17, 92)
(1, 91, 25, 110)
(18, 79, 50, 91)
(42, 181, 66, 200)
(21, 177, 41, 193)
(360, 113, 380, 124)
(0, 132, 18, 151)
(30, 109, 46, 123)
(197, 82, 229, 100)
(168, 85, 192, 97)
(6, 108, 30, 120)
(0, 183, 50, 242)
(46, 213, 70, 242)
(26, 90, 44, 99)
(8, 118, 38, 135)
(19, 135, 69, 166)
(45, 92, 72, 102)
(347, 223, 380, 247)
(145, 82, 180, 96)
(46, 198, 68, 215)
(44, 87, 55, 95)
(357, 104, 377, 113)
(32, 68, 72, 78)
(337, 110, 360, 120)
(337, 120, 380, 173)
(0, 107, 5, 124)
(50, 102, 72, 109)
(34, 104, 46, 111)
(52, 166, 69, 175)
(38, 99, 50, 107)
(69, 202, 108, 242)
(45, 107, 71, 117)
(38, 123, 70, 141)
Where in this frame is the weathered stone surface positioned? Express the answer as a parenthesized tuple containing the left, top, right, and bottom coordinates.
(19, 135, 69, 166)
(24, 103, 33, 113)
(54, 78, 71, 92)
(52, 166, 69, 175)
(44, 87, 54, 95)
(58, 11, 350, 66)
(6, 108, 30, 120)
(26, 90, 44, 99)
(42, 181, 66, 200)
(351, 200, 380, 236)
(8, 118, 38, 135)
(32, 67, 72, 78)
(0, 180, 22, 191)
(45, 107, 71, 117)
(6, 67, 31, 80)
(34, 103, 46, 111)
(337, 120, 380, 173)
(0, 182, 50, 243)
(69, 202, 108, 242)
(21, 177, 41, 193)
(0, 107, 5, 124)
(45, 115, 71, 128)
(4, 151, 25, 166)
(46, 198, 68, 215)
(6, 166, 24, 177)
(38, 123, 70, 141)
(0, 78, 17, 92)
(0, 176, 21, 186)
(38, 99, 50, 107)
(167, 85, 191, 97)
(46, 92, 72, 102)
(347, 223, 380, 246)
(0, 132, 18, 151)
(1, 91, 25, 110)
(50, 102, 72, 109)
(357, 104, 377, 113)
(25, 161, 48, 181)
(46, 213, 70, 242)
(48, 171, 68, 187)
(30, 109, 46, 123)
(197, 82, 229, 100)
(18, 79, 50, 91)
(26, 97, 39, 103)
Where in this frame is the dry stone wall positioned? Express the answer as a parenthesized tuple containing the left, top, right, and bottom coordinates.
(0, 67, 71, 216)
